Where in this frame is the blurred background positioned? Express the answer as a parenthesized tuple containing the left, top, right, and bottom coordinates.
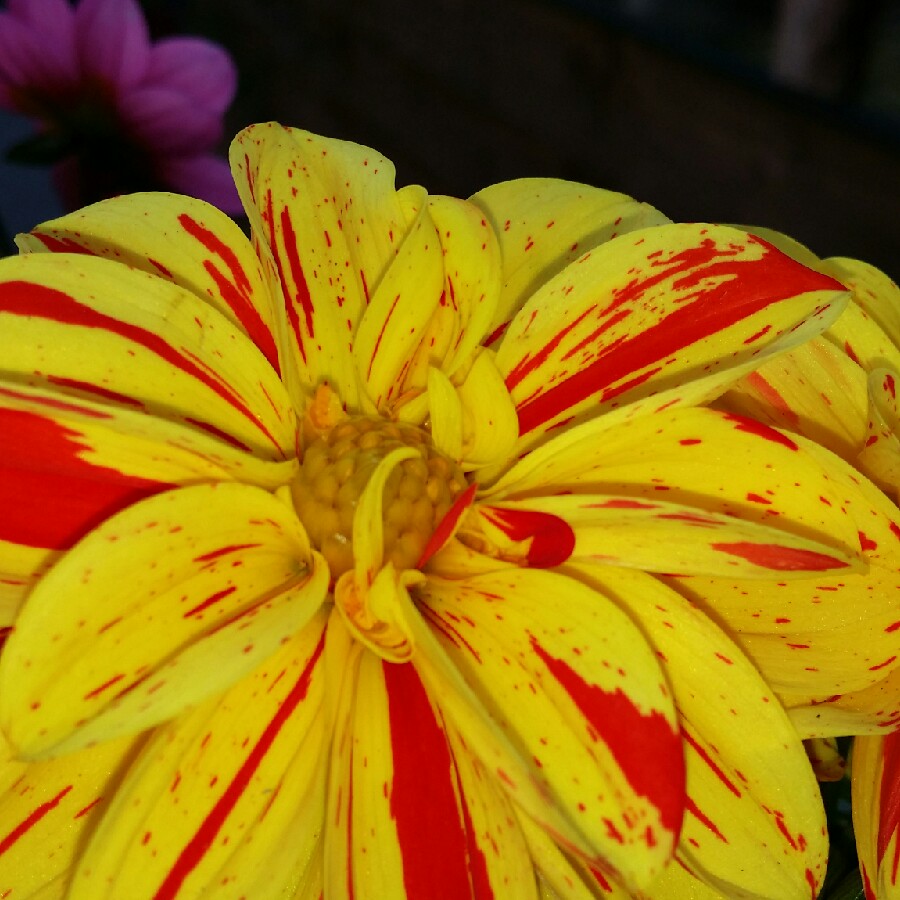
(2, 0, 898, 276)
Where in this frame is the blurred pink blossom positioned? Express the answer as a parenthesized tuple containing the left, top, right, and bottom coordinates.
(0, 0, 241, 213)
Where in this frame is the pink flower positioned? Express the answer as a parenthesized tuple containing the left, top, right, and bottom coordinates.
(0, 0, 241, 213)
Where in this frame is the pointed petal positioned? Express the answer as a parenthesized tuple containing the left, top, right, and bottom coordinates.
(853, 732, 900, 900)
(19, 192, 280, 371)
(568, 564, 828, 899)
(353, 188, 445, 409)
(397, 194, 502, 391)
(723, 336, 869, 461)
(68, 612, 328, 900)
(0, 731, 144, 899)
(468, 178, 669, 342)
(231, 123, 411, 409)
(0, 253, 295, 459)
(0, 483, 328, 757)
(473, 493, 860, 577)
(416, 568, 684, 889)
(494, 225, 848, 449)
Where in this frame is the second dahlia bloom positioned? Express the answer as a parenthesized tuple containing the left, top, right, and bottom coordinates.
(0, 0, 240, 212)
(0, 123, 891, 898)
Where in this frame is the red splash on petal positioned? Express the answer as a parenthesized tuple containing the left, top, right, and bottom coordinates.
(384, 661, 476, 900)
(0, 407, 171, 549)
(529, 635, 684, 835)
(418, 482, 477, 568)
(723, 413, 799, 451)
(711, 541, 849, 571)
(484, 506, 575, 567)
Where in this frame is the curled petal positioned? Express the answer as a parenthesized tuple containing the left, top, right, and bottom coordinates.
(822, 256, 900, 348)
(474, 494, 861, 577)
(0, 483, 329, 757)
(68, 613, 328, 900)
(857, 366, 900, 502)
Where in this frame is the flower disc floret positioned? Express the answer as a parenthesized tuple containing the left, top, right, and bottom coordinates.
(292, 416, 468, 578)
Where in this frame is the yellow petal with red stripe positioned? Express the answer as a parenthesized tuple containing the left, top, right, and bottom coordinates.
(0, 253, 295, 460)
(723, 336, 868, 461)
(826, 299, 900, 374)
(0, 731, 143, 899)
(472, 493, 860, 577)
(857, 367, 900, 502)
(0, 483, 328, 758)
(494, 224, 848, 450)
(353, 187, 444, 410)
(67, 611, 328, 900)
(18, 192, 282, 374)
(852, 732, 900, 899)
(416, 568, 683, 890)
(0, 380, 298, 614)
(568, 564, 828, 899)
(469, 178, 669, 342)
(327, 650, 537, 900)
(822, 256, 900, 348)
(231, 123, 412, 410)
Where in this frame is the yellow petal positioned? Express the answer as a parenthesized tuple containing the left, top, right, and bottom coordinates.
(0, 253, 296, 460)
(723, 336, 869, 461)
(0, 730, 143, 898)
(826, 298, 900, 374)
(427, 365, 464, 460)
(326, 650, 537, 900)
(852, 732, 900, 899)
(0, 483, 328, 758)
(68, 611, 328, 900)
(857, 367, 900, 502)
(473, 493, 860, 577)
(822, 256, 900, 348)
(18, 192, 282, 373)
(469, 178, 669, 340)
(416, 568, 683, 890)
(231, 123, 412, 410)
(569, 564, 828, 899)
(0, 380, 298, 601)
(494, 224, 848, 450)
(353, 187, 445, 409)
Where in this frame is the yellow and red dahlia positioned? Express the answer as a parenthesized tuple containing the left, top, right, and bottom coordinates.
(0, 123, 895, 899)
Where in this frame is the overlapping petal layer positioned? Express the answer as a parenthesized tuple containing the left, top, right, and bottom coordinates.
(413, 567, 683, 890)
(67, 610, 328, 900)
(0, 483, 328, 758)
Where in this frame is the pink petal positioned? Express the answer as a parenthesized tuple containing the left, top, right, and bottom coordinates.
(156, 154, 243, 215)
(5, 0, 78, 88)
(75, 0, 150, 91)
(0, 13, 80, 99)
(119, 85, 222, 154)
(147, 37, 237, 115)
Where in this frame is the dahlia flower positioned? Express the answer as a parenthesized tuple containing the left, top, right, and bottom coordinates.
(0, 0, 240, 212)
(0, 122, 893, 899)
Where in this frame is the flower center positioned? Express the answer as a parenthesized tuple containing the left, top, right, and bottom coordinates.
(291, 416, 468, 579)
